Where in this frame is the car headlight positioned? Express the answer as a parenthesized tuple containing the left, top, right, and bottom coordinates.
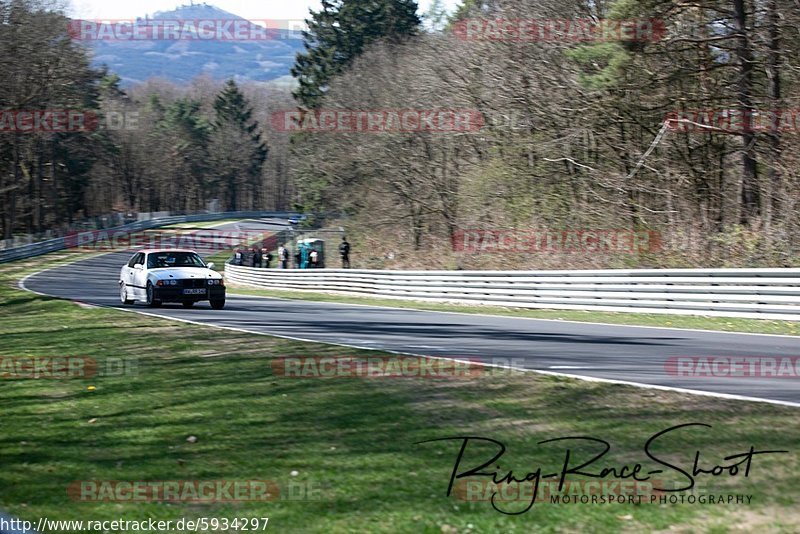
(170, 280, 177, 286)
(156, 280, 164, 287)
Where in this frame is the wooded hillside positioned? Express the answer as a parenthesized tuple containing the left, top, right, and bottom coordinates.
(2, 0, 799, 268)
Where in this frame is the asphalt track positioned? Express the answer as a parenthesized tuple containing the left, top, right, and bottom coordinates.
(20, 219, 800, 406)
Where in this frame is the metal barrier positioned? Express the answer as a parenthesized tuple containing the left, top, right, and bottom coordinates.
(0, 211, 297, 264)
(224, 265, 800, 320)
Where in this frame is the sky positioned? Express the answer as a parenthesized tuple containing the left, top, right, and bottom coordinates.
(68, 0, 462, 22)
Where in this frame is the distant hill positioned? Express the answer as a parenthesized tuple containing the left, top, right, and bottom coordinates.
(76, 3, 305, 86)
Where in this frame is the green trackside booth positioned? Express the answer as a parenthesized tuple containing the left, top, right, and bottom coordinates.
(297, 238, 325, 268)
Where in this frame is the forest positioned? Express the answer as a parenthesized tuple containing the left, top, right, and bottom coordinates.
(2, 0, 799, 268)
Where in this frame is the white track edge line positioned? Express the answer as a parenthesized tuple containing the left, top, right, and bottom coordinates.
(14, 224, 800, 409)
(17, 273, 800, 409)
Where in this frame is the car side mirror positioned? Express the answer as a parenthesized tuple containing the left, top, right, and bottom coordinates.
(207, 262, 215, 270)
(133, 264, 143, 270)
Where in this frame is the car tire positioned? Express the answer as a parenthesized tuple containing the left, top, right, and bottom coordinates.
(182, 301, 195, 308)
(146, 282, 162, 308)
(120, 282, 134, 305)
(210, 299, 225, 310)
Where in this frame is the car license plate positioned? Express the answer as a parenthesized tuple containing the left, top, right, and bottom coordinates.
(183, 288, 206, 295)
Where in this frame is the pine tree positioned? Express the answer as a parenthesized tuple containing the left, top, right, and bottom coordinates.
(423, 0, 447, 32)
(157, 98, 211, 210)
(210, 80, 268, 210)
(291, 0, 421, 109)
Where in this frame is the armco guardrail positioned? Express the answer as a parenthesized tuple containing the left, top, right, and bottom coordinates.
(224, 265, 800, 320)
(0, 211, 296, 264)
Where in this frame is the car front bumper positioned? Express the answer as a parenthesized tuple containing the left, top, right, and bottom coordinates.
(152, 286, 226, 303)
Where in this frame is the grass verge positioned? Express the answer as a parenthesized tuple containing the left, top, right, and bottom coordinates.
(1, 257, 799, 533)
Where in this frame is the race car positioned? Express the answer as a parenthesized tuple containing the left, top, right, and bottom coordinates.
(119, 249, 225, 309)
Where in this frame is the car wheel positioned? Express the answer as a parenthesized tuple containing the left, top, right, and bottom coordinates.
(182, 301, 195, 308)
(119, 282, 134, 305)
(146, 282, 162, 308)
(210, 299, 225, 310)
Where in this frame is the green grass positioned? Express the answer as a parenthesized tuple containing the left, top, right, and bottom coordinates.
(1, 255, 799, 533)
(226, 285, 800, 337)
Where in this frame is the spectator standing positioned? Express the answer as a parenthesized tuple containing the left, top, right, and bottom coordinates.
(278, 245, 289, 269)
(252, 247, 261, 267)
(310, 249, 319, 268)
(339, 236, 351, 268)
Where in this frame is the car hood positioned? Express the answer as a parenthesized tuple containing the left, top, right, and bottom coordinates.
(149, 268, 222, 280)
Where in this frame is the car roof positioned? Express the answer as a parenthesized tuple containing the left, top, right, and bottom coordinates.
(138, 249, 199, 254)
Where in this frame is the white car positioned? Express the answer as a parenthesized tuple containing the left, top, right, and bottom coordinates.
(119, 249, 226, 309)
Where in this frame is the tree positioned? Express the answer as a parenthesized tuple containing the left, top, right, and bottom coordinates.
(0, 0, 102, 238)
(423, 0, 448, 32)
(209, 80, 268, 210)
(291, 0, 422, 108)
(157, 98, 212, 211)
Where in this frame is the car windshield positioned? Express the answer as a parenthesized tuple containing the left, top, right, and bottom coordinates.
(146, 252, 206, 269)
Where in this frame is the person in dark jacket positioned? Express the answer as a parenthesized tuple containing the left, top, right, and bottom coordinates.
(252, 247, 261, 267)
(278, 245, 289, 269)
(339, 237, 351, 268)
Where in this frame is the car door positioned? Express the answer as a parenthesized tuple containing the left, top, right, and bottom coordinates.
(123, 253, 140, 287)
(129, 253, 147, 299)
(123, 252, 144, 298)
(122, 254, 134, 286)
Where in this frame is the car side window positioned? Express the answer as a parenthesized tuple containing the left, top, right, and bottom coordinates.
(127, 253, 142, 268)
